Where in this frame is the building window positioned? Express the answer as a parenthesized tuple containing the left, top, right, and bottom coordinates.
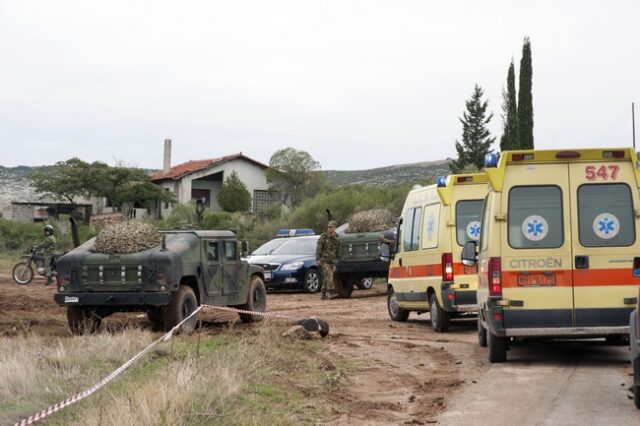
(253, 190, 272, 214)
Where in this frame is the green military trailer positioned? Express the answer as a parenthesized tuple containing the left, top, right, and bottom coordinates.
(54, 230, 267, 334)
(334, 228, 395, 298)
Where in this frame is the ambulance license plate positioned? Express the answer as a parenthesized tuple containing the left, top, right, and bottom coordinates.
(518, 273, 555, 287)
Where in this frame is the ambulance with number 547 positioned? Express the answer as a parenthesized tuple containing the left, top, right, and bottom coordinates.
(462, 148, 640, 362)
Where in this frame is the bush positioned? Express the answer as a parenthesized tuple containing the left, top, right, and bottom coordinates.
(218, 171, 251, 212)
(0, 218, 96, 253)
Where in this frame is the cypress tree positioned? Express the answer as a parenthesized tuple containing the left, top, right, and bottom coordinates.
(517, 37, 534, 149)
(450, 84, 496, 172)
(499, 60, 518, 151)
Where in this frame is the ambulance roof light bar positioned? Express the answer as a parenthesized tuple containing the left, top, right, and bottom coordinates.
(436, 176, 447, 187)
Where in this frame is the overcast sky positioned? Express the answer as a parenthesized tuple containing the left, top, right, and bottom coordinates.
(1, 1, 638, 170)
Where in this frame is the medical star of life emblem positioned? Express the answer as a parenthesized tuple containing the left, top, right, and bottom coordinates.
(522, 215, 548, 242)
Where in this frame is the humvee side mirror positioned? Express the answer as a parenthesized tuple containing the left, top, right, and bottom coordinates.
(461, 241, 477, 266)
(241, 240, 251, 257)
(379, 243, 392, 262)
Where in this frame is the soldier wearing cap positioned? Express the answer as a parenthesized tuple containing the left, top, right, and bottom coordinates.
(316, 220, 341, 299)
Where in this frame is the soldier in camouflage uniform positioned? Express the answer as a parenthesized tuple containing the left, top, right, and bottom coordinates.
(34, 224, 56, 285)
(316, 220, 341, 300)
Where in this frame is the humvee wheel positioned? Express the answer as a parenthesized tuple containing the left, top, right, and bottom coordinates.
(239, 277, 267, 323)
(163, 285, 198, 332)
(67, 306, 101, 335)
(387, 288, 409, 322)
(429, 293, 450, 332)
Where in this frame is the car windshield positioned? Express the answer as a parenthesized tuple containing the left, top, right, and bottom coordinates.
(252, 238, 288, 255)
(271, 237, 318, 255)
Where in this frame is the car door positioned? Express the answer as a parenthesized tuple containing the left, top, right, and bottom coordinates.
(222, 239, 241, 296)
(501, 163, 574, 328)
(569, 161, 640, 326)
(202, 240, 222, 297)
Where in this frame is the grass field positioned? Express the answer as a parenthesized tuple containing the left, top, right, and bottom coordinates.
(1, 322, 343, 425)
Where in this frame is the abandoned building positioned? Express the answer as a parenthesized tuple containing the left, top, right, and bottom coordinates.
(149, 140, 270, 219)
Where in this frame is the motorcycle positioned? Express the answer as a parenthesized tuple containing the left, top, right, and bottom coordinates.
(12, 248, 58, 285)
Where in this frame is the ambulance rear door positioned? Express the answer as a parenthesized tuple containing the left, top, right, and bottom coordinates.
(569, 159, 640, 326)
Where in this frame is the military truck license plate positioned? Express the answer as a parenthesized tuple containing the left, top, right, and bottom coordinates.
(518, 274, 555, 287)
(264, 271, 272, 280)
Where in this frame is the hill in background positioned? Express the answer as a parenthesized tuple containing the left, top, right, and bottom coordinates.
(0, 159, 452, 210)
(322, 159, 450, 186)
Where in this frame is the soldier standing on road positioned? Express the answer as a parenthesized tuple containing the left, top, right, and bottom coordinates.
(34, 224, 56, 285)
(316, 220, 341, 300)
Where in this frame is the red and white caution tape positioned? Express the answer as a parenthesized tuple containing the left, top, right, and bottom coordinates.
(14, 306, 203, 426)
(15, 304, 319, 425)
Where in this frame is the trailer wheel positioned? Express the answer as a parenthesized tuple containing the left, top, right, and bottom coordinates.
(163, 285, 198, 333)
(336, 274, 354, 298)
(239, 276, 267, 323)
(67, 306, 101, 335)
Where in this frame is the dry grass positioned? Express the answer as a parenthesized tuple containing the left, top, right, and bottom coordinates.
(1, 322, 335, 425)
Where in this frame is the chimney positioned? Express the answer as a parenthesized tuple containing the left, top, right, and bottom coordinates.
(163, 139, 171, 175)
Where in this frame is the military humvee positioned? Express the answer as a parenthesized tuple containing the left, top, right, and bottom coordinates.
(54, 230, 266, 334)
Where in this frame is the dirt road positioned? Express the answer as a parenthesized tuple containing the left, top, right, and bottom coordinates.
(1, 273, 638, 425)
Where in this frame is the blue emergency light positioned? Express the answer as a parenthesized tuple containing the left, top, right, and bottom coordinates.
(436, 176, 447, 187)
(485, 153, 498, 168)
(275, 229, 315, 238)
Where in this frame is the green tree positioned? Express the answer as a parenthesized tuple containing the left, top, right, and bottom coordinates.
(218, 171, 252, 212)
(500, 60, 518, 151)
(267, 147, 322, 207)
(517, 37, 534, 149)
(450, 84, 496, 173)
(29, 158, 91, 205)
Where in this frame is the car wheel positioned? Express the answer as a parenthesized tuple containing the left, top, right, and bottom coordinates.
(357, 277, 374, 290)
(303, 269, 321, 293)
(429, 293, 450, 332)
(387, 288, 409, 322)
(488, 331, 508, 363)
(67, 306, 102, 335)
(239, 276, 267, 323)
(478, 315, 487, 347)
(163, 285, 199, 333)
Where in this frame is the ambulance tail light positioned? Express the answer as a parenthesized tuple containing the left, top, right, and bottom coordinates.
(556, 151, 581, 159)
(442, 253, 454, 282)
(488, 257, 502, 297)
(511, 153, 534, 161)
(603, 150, 625, 158)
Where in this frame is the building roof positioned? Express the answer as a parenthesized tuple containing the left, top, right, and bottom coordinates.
(151, 153, 268, 182)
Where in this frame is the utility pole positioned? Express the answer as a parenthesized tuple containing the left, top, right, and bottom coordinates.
(633, 102, 636, 150)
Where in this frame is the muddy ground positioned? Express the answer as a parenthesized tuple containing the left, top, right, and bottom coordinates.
(1, 271, 638, 425)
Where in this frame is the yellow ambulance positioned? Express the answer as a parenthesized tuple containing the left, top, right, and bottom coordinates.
(461, 148, 640, 362)
(387, 173, 488, 332)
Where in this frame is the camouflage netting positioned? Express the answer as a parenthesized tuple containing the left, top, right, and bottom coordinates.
(347, 209, 396, 233)
(93, 221, 163, 254)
